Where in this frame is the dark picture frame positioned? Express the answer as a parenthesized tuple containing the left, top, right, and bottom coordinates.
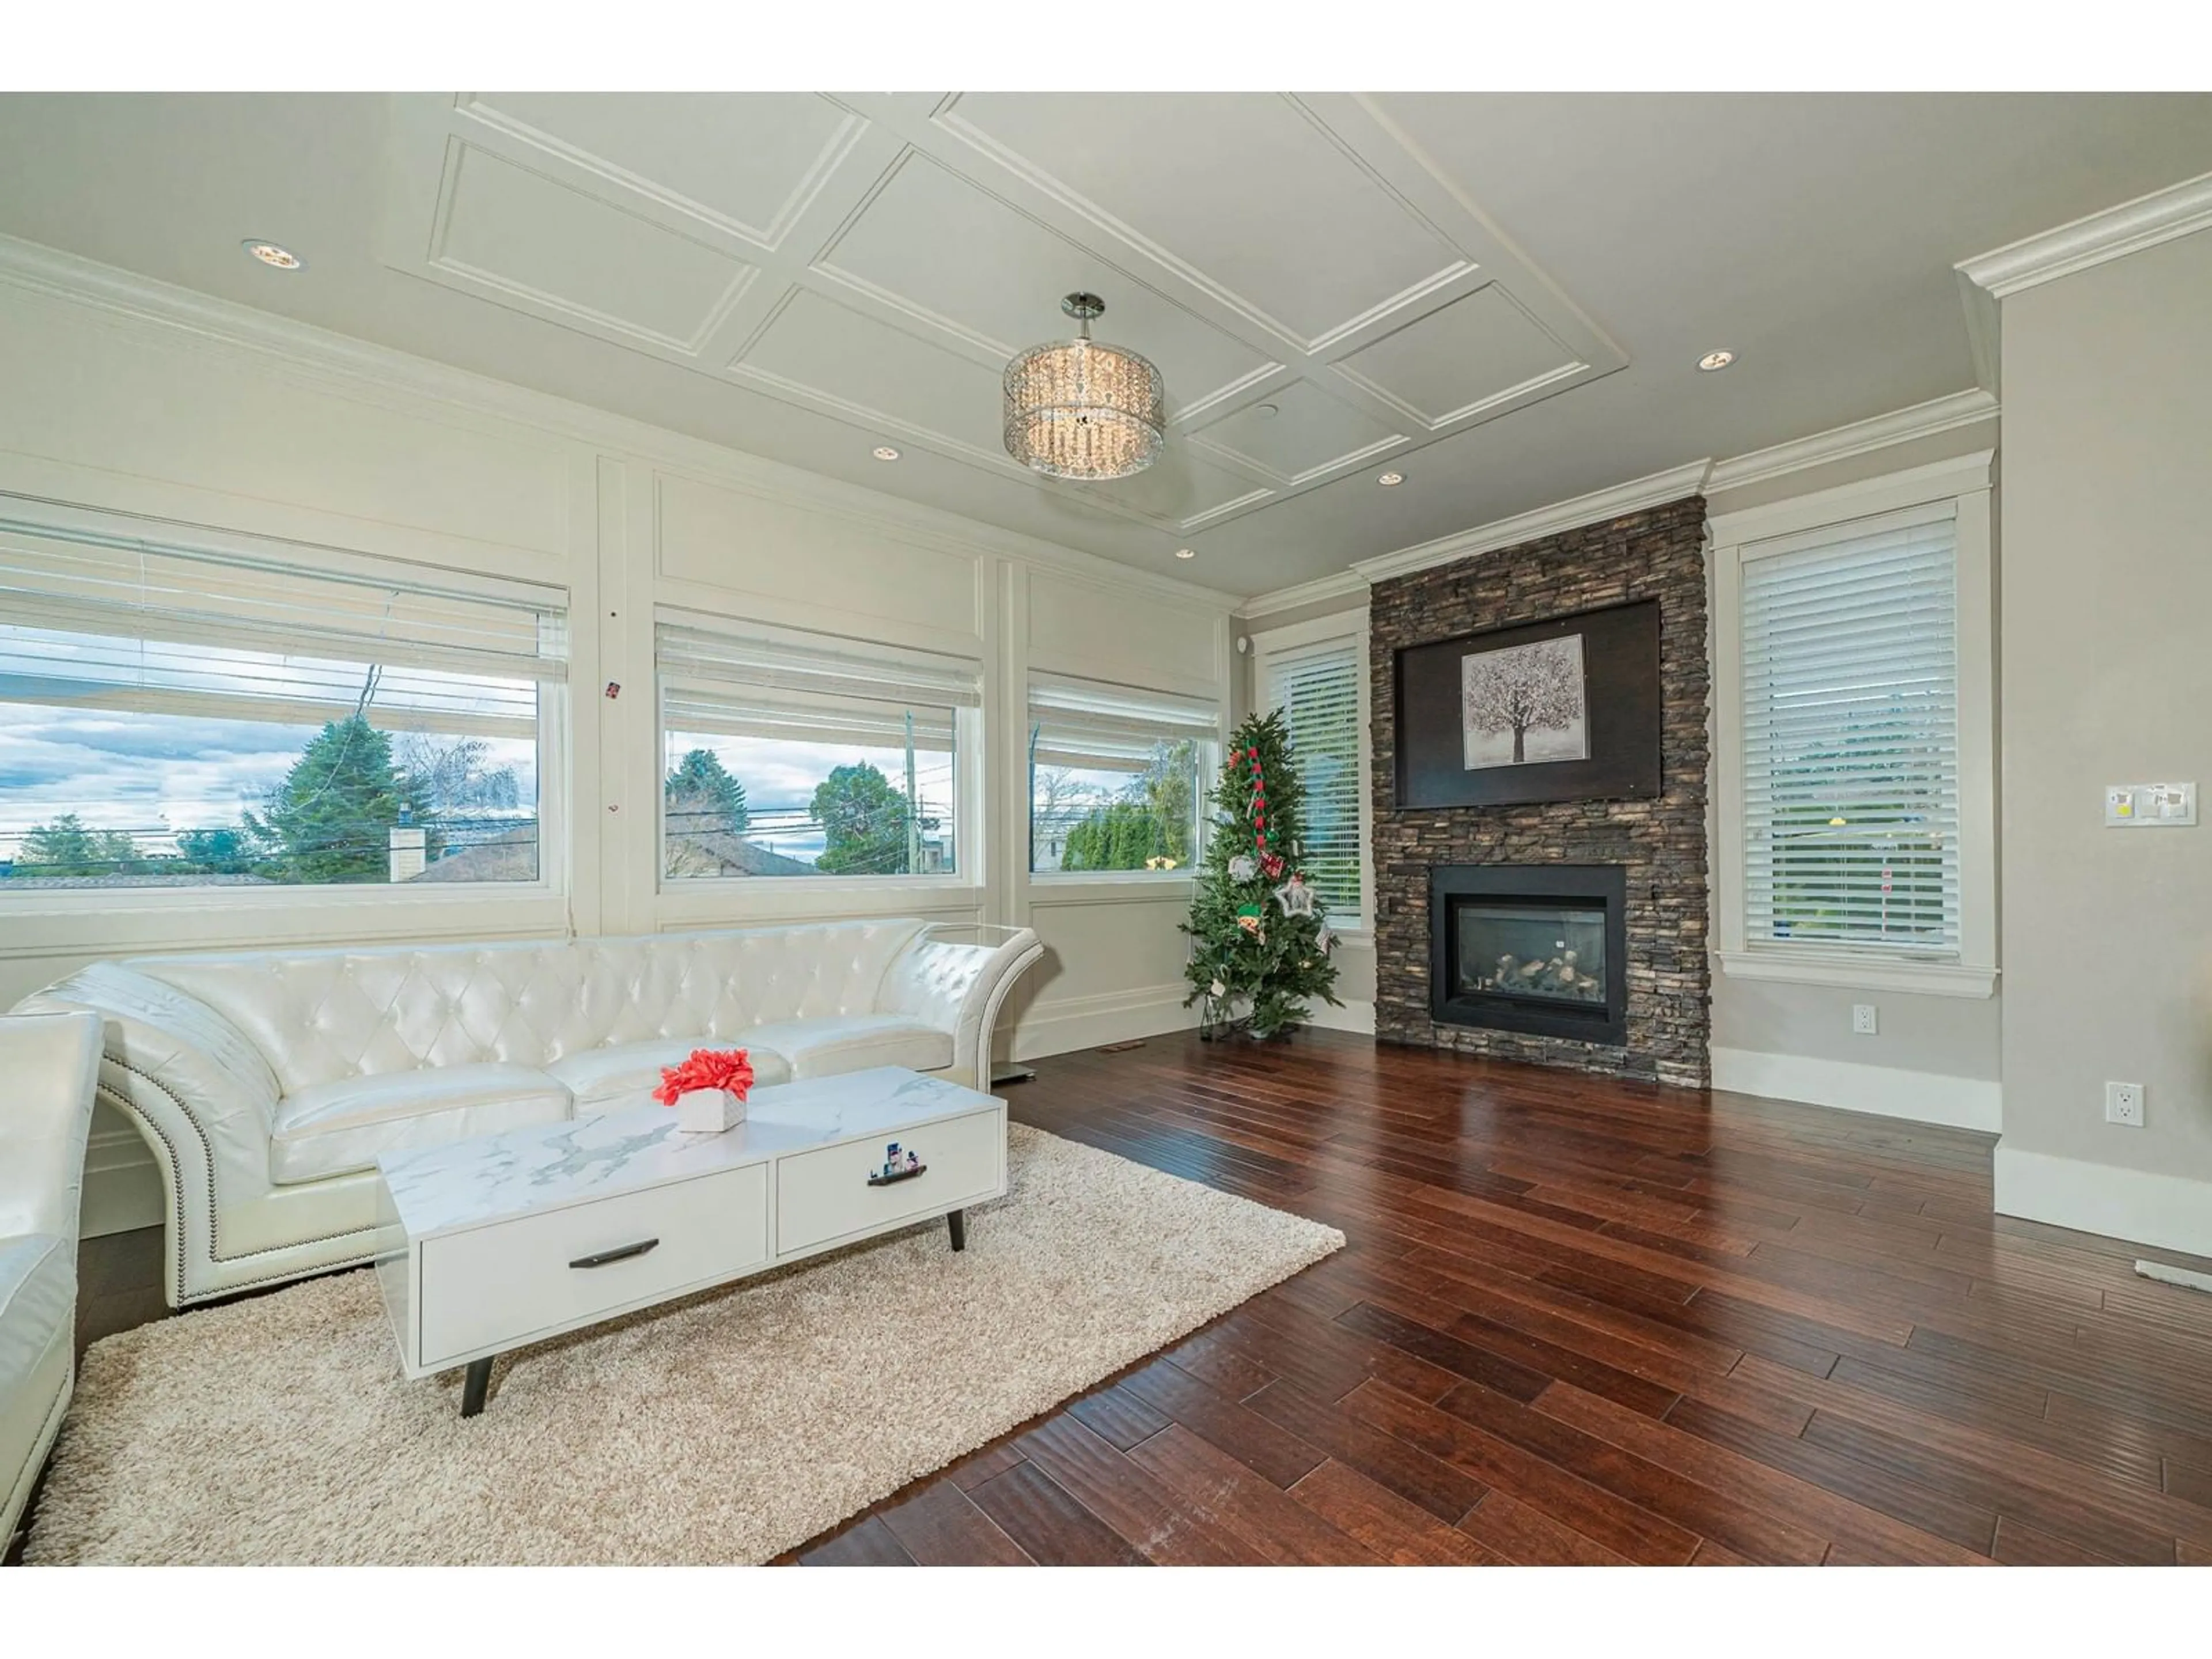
(1393, 599, 1662, 809)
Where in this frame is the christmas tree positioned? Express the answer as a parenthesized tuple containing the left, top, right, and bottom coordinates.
(1181, 707, 1342, 1040)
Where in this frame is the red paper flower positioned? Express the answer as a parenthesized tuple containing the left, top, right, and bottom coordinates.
(653, 1047, 755, 1106)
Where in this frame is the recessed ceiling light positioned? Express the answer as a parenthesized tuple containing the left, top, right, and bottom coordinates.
(872, 445, 900, 461)
(1377, 471, 1405, 487)
(1253, 403, 1279, 420)
(1698, 350, 1735, 372)
(1174, 547, 1197, 560)
(241, 239, 302, 271)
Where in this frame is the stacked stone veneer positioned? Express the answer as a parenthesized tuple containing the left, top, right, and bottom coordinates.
(1370, 495, 1711, 1087)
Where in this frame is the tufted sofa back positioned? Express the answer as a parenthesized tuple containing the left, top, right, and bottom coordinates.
(128, 919, 929, 1094)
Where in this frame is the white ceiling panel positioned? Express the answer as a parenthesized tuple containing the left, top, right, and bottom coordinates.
(737, 287, 1007, 457)
(1073, 441, 1274, 531)
(1334, 283, 1578, 428)
(1187, 380, 1402, 484)
(937, 92, 1466, 346)
(435, 143, 751, 352)
(813, 150, 1277, 413)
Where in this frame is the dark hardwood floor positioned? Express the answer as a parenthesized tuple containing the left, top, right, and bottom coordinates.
(46, 1028, 2212, 1566)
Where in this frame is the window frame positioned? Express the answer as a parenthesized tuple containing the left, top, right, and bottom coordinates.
(1249, 608, 1373, 939)
(652, 613, 984, 893)
(0, 501, 571, 926)
(1024, 673, 1221, 885)
(1711, 453, 1996, 998)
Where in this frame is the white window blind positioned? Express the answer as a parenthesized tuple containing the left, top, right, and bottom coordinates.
(657, 616, 979, 753)
(1026, 675, 1219, 772)
(0, 512, 567, 736)
(1265, 641, 1363, 920)
(1740, 503, 1960, 956)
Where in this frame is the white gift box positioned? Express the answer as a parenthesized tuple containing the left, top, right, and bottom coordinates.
(675, 1086, 746, 1134)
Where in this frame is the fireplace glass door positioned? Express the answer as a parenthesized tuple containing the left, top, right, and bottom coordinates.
(1453, 901, 1609, 1007)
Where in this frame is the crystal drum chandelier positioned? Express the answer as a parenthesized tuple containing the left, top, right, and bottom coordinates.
(1002, 292, 1165, 480)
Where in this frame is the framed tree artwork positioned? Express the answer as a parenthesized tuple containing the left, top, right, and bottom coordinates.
(1393, 600, 1662, 809)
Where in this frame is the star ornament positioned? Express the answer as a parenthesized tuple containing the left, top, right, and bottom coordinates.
(1272, 873, 1316, 918)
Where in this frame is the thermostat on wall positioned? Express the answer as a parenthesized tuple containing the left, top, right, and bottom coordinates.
(2105, 782, 2196, 827)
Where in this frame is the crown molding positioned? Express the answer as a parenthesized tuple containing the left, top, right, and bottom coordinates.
(1705, 388, 1999, 497)
(1235, 567, 1369, 620)
(0, 232, 1245, 615)
(1957, 170, 2212, 300)
(1351, 459, 1713, 585)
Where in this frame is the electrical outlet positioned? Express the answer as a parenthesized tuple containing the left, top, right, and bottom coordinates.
(1851, 1003, 1878, 1036)
(2105, 1081, 2145, 1127)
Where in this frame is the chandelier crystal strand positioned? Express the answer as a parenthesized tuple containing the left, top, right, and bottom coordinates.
(1003, 292, 1165, 480)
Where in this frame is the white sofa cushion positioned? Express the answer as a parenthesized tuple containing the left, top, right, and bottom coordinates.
(736, 1016, 954, 1079)
(269, 1064, 573, 1185)
(546, 1040, 795, 1111)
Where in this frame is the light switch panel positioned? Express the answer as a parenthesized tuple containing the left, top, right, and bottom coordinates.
(2105, 782, 2196, 827)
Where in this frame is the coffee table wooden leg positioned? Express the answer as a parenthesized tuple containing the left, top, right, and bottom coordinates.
(461, 1355, 494, 1418)
(948, 1208, 966, 1252)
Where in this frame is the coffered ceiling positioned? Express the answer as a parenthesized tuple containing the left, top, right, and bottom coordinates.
(1, 92, 2210, 597)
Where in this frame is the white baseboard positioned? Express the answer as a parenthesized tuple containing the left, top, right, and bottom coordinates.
(1994, 1143, 2212, 1258)
(1710, 1046, 2003, 1132)
(1011, 982, 1198, 1061)
(82, 1125, 163, 1238)
(1304, 998, 1376, 1036)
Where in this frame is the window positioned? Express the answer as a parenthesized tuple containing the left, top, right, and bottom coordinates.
(1742, 509, 1958, 953)
(0, 507, 565, 893)
(1714, 454, 1995, 996)
(657, 615, 978, 879)
(1028, 676, 1218, 874)
(1253, 611, 1370, 930)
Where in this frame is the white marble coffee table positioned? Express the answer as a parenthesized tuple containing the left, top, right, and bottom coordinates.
(374, 1066, 1005, 1416)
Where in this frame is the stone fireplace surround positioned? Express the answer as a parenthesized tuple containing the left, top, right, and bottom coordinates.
(1369, 495, 1710, 1087)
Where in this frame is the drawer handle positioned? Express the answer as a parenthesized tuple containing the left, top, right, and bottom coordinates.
(867, 1161, 929, 1188)
(570, 1238, 660, 1269)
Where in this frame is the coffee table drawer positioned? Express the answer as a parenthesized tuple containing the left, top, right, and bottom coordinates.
(418, 1162, 768, 1366)
(776, 1105, 1002, 1256)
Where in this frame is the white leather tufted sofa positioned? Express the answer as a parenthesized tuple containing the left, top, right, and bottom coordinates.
(2, 1010, 100, 1551)
(14, 920, 1041, 1309)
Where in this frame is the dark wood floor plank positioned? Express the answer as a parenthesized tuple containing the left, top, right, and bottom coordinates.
(874, 1480, 1035, 1566)
(796, 1513, 918, 1566)
(964, 1459, 1151, 1567)
(1287, 1459, 1506, 1566)
(1244, 1378, 1490, 1524)
(1114, 1354, 1327, 1488)
(1457, 1490, 1635, 1565)
(1011, 1414, 1267, 1567)
(1125, 1425, 1385, 1565)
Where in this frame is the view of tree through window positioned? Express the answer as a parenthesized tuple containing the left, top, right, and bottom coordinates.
(0, 631, 545, 890)
(1031, 739, 1200, 874)
(660, 723, 958, 879)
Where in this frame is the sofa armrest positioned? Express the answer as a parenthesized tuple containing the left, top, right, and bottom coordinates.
(0, 1012, 101, 1243)
(13, 963, 283, 1203)
(877, 925, 1044, 1088)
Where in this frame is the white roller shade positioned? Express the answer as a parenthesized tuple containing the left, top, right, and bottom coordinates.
(1264, 640, 1362, 917)
(0, 508, 567, 684)
(0, 507, 565, 738)
(1740, 503, 1960, 956)
(1027, 673, 1219, 771)
(656, 615, 982, 711)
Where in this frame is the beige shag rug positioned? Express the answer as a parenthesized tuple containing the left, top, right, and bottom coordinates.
(28, 1123, 1341, 1565)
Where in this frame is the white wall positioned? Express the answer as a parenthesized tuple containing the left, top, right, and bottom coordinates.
(0, 250, 1234, 1233)
(1993, 225, 2212, 1255)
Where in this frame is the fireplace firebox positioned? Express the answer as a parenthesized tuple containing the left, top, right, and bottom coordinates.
(1429, 865, 1628, 1046)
